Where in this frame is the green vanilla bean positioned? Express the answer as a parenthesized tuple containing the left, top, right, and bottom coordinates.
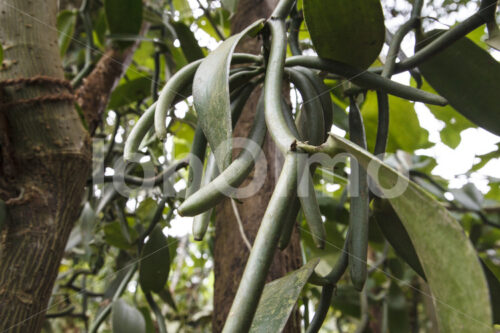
(278, 100, 302, 250)
(375, 0, 423, 157)
(298, 168, 326, 249)
(178, 98, 266, 217)
(124, 102, 157, 161)
(348, 96, 370, 291)
(285, 56, 447, 105)
(282, 69, 326, 248)
(278, 197, 301, 250)
(277, 98, 325, 250)
(185, 127, 207, 198)
(285, 68, 325, 145)
(155, 59, 203, 140)
(374, 92, 389, 157)
(192, 208, 213, 241)
(192, 154, 218, 240)
(223, 4, 298, 328)
(222, 153, 299, 333)
(288, 4, 303, 56)
(293, 66, 334, 137)
(228, 67, 264, 92)
(264, 21, 297, 153)
(154, 53, 262, 141)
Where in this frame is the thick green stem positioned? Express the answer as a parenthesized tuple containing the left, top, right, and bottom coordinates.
(222, 153, 298, 332)
(395, 13, 484, 72)
(305, 285, 334, 333)
(348, 96, 369, 291)
(285, 56, 447, 105)
(264, 20, 297, 152)
(145, 292, 167, 333)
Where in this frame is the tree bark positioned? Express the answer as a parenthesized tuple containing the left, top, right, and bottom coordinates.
(0, 1, 90, 332)
(213, 1, 303, 332)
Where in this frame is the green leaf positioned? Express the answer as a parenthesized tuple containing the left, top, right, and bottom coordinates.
(249, 259, 319, 332)
(108, 77, 151, 110)
(103, 221, 138, 250)
(330, 134, 493, 332)
(450, 183, 484, 211)
(138, 306, 155, 333)
(303, 0, 385, 69)
(57, 10, 77, 56)
(362, 92, 432, 153)
(417, 79, 474, 149)
(139, 226, 170, 293)
(172, 22, 205, 63)
(387, 283, 411, 333)
(471, 143, 500, 172)
(112, 299, 146, 333)
(0, 43, 3, 64)
(417, 30, 500, 137)
(172, 0, 192, 19)
(136, 198, 159, 224)
(104, 0, 143, 48)
(331, 284, 361, 318)
(481, 259, 500, 324)
(221, 0, 239, 13)
(193, 19, 264, 171)
(373, 199, 426, 279)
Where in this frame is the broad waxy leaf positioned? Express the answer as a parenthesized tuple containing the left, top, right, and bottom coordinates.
(193, 19, 264, 171)
(249, 259, 319, 332)
(417, 30, 500, 137)
(330, 134, 493, 332)
(104, 0, 143, 48)
(482, 259, 500, 324)
(56, 10, 77, 56)
(139, 226, 170, 293)
(331, 284, 361, 318)
(387, 283, 411, 333)
(362, 91, 432, 153)
(172, 21, 205, 62)
(373, 199, 426, 278)
(303, 0, 385, 69)
(103, 221, 138, 250)
(376, 197, 500, 324)
(108, 77, 151, 110)
(417, 80, 474, 149)
(112, 299, 146, 333)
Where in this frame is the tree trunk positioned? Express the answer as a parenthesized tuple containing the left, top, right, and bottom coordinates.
(0, 1, 90, 332)
(213, 1, 302, 332)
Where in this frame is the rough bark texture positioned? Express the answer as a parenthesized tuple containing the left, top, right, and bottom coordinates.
(0, 1, 90, 332)
(213, 1, 303, 332)
(75, 43, 139, 135)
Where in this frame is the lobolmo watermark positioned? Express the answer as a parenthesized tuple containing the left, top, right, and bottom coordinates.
(91, 136, 410, 201)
